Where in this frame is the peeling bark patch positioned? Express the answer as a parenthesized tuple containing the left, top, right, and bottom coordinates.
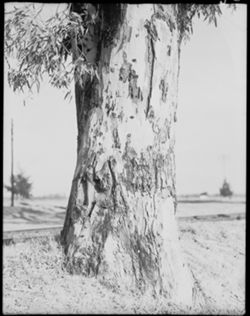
(81, 176, 89, 206)
(105, 95, 116, 116)
(66, 208, 112, 276)
(117, 23, 132, 53)
(121, 145, 172, 196)
(118, 23, 132, 48)
(144, 20, 157, 118)
(128, 69, 143, 102)
(119, 62, 132, 83)
(159, 79, 168, 102)
(117, 111, 124, 122)
(122, 151, 155, 195)
(112, 128, 121, 149)
(130, 231, 158, 285)
(144, 19, 159, 41)
(119, 53, 142, 103)
(71, 205, 85, 223)
(87, 201, 96, 218)
(127, 26, 133, 43)
(107, 158, 119, 209)
(167, 45, 171, 56)
(119, 52, 132, 83)
(147, 108, 155, 123)
(153, 154, 167, 191)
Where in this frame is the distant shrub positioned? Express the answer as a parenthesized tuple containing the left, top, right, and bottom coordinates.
(5, 172, 32, 199)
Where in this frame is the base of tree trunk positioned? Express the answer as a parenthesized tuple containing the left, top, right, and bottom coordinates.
(61, 191, 193, 307)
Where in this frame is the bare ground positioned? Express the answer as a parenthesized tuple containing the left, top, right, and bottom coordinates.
(3, 218, 245, 314)
(178, 219, 245, 314)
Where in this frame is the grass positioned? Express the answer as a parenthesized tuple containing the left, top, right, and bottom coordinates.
(3, 218, 245, 314)
(3, 236, 188, 314)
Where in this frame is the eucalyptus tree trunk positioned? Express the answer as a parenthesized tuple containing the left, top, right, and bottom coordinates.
(61, 3, 193, 306)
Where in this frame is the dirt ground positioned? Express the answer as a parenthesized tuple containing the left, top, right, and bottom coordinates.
(178, 219, 245, 314)
(3, 214, 245, 314)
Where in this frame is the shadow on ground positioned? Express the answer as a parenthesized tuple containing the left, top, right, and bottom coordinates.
(4, 203, 66, 229)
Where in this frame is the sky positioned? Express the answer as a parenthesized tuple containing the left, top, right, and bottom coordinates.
(3, 4, 246, 197)
(176, 4, 246, 195)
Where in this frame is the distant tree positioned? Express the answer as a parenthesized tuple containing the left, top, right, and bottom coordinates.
(220, 179, 233, 197)
(5, 172, 32, 203)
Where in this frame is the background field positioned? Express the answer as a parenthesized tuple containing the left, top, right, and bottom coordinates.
(3, 196, 246, 231)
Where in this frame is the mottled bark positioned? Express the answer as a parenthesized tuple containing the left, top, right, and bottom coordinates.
(61, 4, 193, 306)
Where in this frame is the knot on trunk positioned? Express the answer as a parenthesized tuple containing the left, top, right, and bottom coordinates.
(71, 204, 87, 223)
(93, 160, 112, 193)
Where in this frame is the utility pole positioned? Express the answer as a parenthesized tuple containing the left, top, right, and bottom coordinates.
(11, 119, 14, 207)
(221, 154, 226, 180)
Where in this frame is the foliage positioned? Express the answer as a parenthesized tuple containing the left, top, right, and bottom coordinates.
(5, 171, 32, 199)
(4, 3, 235, 97)
(177, 4, 236, 43)
(178, 4, 217, 42)
(4, 3, 99, 100)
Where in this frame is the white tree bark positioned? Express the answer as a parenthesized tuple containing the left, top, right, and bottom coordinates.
(61, 4, 193, 307)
